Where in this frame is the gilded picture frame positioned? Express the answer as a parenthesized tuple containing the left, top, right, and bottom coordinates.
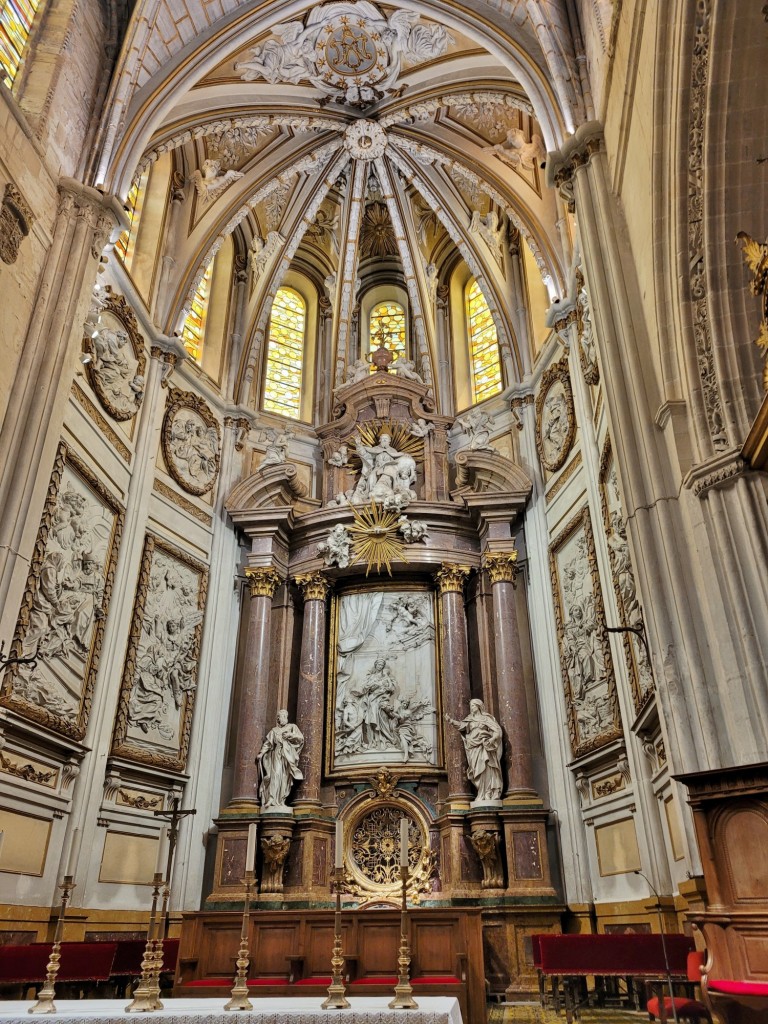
(535, 356, 576, 473)
(0, 441, 124, 740)
(111, 533, 208, 772)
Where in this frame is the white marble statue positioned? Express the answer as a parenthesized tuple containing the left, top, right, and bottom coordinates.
(344, 358, 370, 384)
(350, 432, 417, 506)
(91, 327, 144, 414)
(257, 709, 304, 810)
(390, 356, 424, 383)
(410, 418, 434, 438)
(398, 516, 429, 543)
(445, 699, 503, 805)
(191, 159, 244, 204)
(250, 231, 285, 277)
(462, 409, 496, 452)
(491, 127, 546, 171)
(327, 444, 348, 467)
(317, 523, 352, 568)
(261, 427, 294, 466)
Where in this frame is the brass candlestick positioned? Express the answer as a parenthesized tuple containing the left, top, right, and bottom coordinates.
(28, 876, 74, 1014)
(321, 867, 350, 1009)
(125, 873, 164, 1013)
(149, 879, 171, 1000)
(224, 870, 255, 1011)
(389, 865, 417, 1010)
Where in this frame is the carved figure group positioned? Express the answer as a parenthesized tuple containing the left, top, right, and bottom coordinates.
(461, 409, 495, 452)
(350, 431, 417, 507)
(261, 426, 294, 466)
(317, 523, 352, 568)
(91, 326, 144, 414)
(168, 413, 219, 488)
(445, 699, 503, 804)
(257, 710, 304, 810)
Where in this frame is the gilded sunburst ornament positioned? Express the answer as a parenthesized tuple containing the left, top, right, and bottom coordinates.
(360, 202, 398, 258)
(349, 502, 406, 576)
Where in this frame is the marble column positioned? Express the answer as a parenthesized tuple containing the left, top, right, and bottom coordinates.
(435, 564, 473, 807)
(228, 566, 282, 811)
(293, 571, 332, 809)
(482, 551, 538, 802)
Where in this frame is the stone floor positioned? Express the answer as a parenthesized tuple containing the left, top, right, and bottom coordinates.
(488, 1004, 646, 1023)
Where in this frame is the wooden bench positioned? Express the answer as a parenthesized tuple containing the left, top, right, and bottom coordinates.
(533, 932, 695, 1023)
(174, 907, 485, 1024)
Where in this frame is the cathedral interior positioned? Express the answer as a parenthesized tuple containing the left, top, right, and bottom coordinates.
(0, 0, 767, 1018)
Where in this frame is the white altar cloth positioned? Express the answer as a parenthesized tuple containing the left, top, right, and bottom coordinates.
(0, 998, 463, 1024)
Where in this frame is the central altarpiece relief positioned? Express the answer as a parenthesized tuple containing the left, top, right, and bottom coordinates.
(328, 586, 440, 773)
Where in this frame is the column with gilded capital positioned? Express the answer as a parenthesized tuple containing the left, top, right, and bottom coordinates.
(293, 571, 332, 808)
(435, 564, 473, 806)
(228, 566, 282, 810)
(482, 551, 538, 801)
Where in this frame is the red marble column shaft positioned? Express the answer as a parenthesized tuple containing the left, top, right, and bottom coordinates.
(293, 572, 331, 807)
(484, 553, 537, 799)
(230, 567, 281, 808)
(436, 564, 473, 805)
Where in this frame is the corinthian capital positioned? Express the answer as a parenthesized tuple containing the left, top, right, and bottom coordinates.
(294, 571, 332, 602)
(245, 566, 282, 598)
(482, 550, 520, 587)
(434, 563, 471, 594)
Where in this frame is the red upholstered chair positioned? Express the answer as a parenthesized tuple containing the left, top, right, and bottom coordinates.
(646, 951, 711, 1023)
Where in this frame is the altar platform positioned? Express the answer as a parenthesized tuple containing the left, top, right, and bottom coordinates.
(0, 998, 463, 1024)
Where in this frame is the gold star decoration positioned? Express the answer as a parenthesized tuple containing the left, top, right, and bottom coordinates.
(349, 501, 406, 576)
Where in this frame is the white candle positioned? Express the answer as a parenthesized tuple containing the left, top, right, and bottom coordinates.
(335, 819, 343, 869)
(245, 822, 257, 872)
(66, 828, 82, 878)
(154, 827, 167, 877)
(400, 818, 409, 868)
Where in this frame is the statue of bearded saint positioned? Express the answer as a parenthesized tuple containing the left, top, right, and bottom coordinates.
(257, 710, 304, 811)
(350, 432, 417, 506)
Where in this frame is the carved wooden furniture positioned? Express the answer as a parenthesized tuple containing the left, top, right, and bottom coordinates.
(646, 951, 711, 1023)
(173, 908, 485, 1023)
(678, 762, 768, 1024)
(533, 932, 695, 1023)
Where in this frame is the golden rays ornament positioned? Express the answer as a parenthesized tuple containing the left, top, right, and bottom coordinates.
(353, 419, 423, 462)
(349, 502, 406, 576)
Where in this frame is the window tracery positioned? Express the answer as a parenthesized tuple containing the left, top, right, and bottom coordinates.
(0, 0, 41, 87)
(466, 279, 502, 403)
(369, 300, 406, 359)
(263, 287, 306, 418)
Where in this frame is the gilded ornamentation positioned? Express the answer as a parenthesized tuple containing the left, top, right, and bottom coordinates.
(294, 571, 332, 602)
(545, 450, 582, 504)
(469, 828, 503, 889)
(116, 789, 163, 810)
(368, 767, 399, 799)
(0, 751, 57, 787)
(162, 387, 221, 496)
(535, 357, 576, 473)
(345, 802, 433, 901)
(482, 550, 520, 587)
(434, 563, 470, 594)
(260, 835, 292, 894)
(84, 290, 147, 422)
(360, 201, 397, 257)
(0, 442, 124, 741)
(592, 773, 626, 799)
(111, 534, 208, 772)
(0, 182, 33, 264)
(736, 232, 768, 390)
(349, 502, 406, 576)
(245, 567, 282, 599)
(549, 507, 622, 757)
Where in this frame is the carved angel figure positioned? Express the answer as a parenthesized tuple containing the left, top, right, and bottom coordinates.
(390, 356, 424, 382)
(344, 357, 369, 384)
(261, 427, 294, 466)
(398, 516, 429, 543)
(317, 523, 352, 568)
(250, 231, 285, 277)
(327, 445, 349, 467)
(492, 127, 546, 170)
(91, 328, 143, 410)
(462, 409, 495, 452)
(235, 23, 315, 85)
(191, 159, 244, 204)
(736, 231, 768, 352)
(445, 699, 503, 804)
(410, 418, 434, 438)
(470, 209, 505, 255)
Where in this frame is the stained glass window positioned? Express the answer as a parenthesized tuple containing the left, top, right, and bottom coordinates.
(115, 171, 148, 266)
(0, 0, 41, 87)
(180, 262, 213, 363)
(369, 301, 406, 359)
(466, 279, 502, 403)
(263, 287, 306, 418)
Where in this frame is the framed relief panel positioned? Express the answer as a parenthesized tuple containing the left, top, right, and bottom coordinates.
(326, 586, 441, 776)
(549, 507, 622, 757)
(599, 438, 654, 713)
(535, 356, 576, 473)
(161, 387, 221, 496)
(0, 442, 124, 740)
(84, 290, 146, 422)
(111, 534, 208, 772)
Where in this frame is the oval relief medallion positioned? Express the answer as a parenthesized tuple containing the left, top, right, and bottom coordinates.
(535, 357, 576, 473)
(84, 292, 146, 421)
(162, 388, 221, 496)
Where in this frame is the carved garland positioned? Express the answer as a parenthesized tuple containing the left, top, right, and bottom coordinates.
(0, 182, 34, 264)
(0, 442, 125, 740)
(549, 506, 622, 758)
(161, 387, 222, 496)
(83, 291, 147, 422)
(110, 533, 209, 772)
(535, 356, 576, 473)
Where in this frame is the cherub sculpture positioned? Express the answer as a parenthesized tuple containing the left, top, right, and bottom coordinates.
(191, 159, 244, 204)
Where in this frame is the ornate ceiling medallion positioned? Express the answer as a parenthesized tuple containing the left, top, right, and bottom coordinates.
(344, 120, 388, 161)
(235, 2, 452, 107)
(360, 200, 397, 257)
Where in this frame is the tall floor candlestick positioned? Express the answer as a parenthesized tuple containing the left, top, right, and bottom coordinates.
(389, 865, 417, 1010)
(224, 870, 255, 1011)
(321, 866, 350, 1009)
(125, 873, 164, 1013)
(28, 876, 75, 1014)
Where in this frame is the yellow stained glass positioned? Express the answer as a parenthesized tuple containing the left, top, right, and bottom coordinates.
(467, 280, 502, 403)
(369, 301, 406, 359)
(115, 171, 147, 266)
(180, 262, 213, 363)
(0, 0, 41, 87)
(263, 287, 305, 418)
